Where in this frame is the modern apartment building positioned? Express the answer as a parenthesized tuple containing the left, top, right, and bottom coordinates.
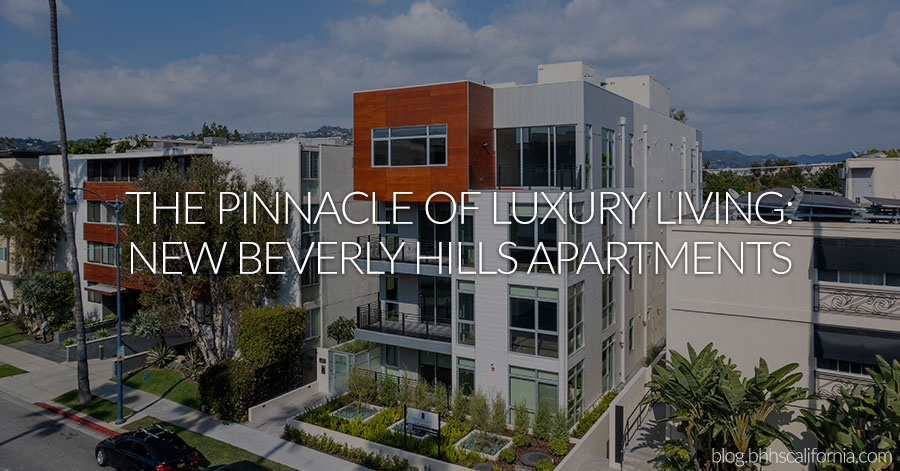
(40, 138, 376, 369)
(351, 61, 702, 422)
(667, 216, 900, 465)
(0, 150, 44, 294)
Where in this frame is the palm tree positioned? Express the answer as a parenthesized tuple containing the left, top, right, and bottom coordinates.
(49, 0, 91, 404)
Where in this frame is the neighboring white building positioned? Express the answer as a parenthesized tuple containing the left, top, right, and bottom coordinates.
(844, 153, 900, 202)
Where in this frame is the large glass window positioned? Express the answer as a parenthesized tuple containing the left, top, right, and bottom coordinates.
(509, 366, 559, 417)
(458, 357, 475, 395)
(601, 128, 615, 187)
(87, 201, 102, 222)
(458, 210, 474, 267)
(301, 150, 319, 180)
(301, 258, 319, 287)
(87, 241, 116, 266)
(371, 124, 447, 167)
(567, 282, 584, 356)
(495, 125, 580, 188)
(419, 275, 451, 323)
(602, 334, 615, 392)
(818, 269, 900, 286)
(508, 210, 557, 273)
(457, 280, 475, 346)
(301, 203, 319, 248)
(509, 286, 558, 358)
(555, 125, 577, 187)
(304, 308, 320, 342)
(568, 361, 584, 422)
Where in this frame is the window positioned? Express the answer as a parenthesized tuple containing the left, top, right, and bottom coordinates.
(628, 317, 635, 351)
(508, 209, 557, 273)
(301, 258, 319, 287)
(601, 128, 615, 187)
(628, 133, 634, 168)
(384, 345, 399, 368)
(601, 271, 615, 329)
(458, 210, 474, 267)
(601, 206, 615, 259)
(818, 269, 900, 287)
(509, 286, 558, 358)
(87, 201, 102, 222)
(457, 280, 475, 346)
(567, 361, 584, 422)
(509, 366, 558, 417)
(496, 125, 579, 188)
(567, 203, 583, 273)
(372, 124, 447, 167)
(817, 357, 874, 375)
(419, 275, 451, 323)
(567, 282, 584, 356)
(458, 357, 475, 395)
(87, 241, 117, 266)
(304, 308, 320, 342)
(690, 148, 696, 183)
(87, 290, 103, 304)
(301, 204, 320, 248)
(601, 335, 615, 392)
(384, 275, 399, 319)
(628, 257, 634, 290)
(584, 125, 592, 189)
(301, 150, 319, 180)
(0, 247, 6, 262)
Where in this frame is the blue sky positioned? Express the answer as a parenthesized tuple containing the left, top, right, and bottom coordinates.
(1, 0, 898, 155)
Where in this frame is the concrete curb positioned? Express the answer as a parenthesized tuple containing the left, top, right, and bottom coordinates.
(34, 402, 120, 437)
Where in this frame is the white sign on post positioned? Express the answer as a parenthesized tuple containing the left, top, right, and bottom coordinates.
(406, 407, 440, 434)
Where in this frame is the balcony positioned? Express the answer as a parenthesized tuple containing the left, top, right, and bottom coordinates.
(814, 283, 900, 320)
(355, 301, 452, 354)
(496, 164, 581, 190)
(814, 369, 874, 399)
(356, 235, 450, 275)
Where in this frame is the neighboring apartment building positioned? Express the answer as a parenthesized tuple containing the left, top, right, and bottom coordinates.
(843, 153, 900, 202)
(351, 61, 702, 422)
(667, 216, 900, 466)
(40, 138, 376, 373)
(0, 150, 44, 295)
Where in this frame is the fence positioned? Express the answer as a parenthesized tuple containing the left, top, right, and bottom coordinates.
(357, 301, 452, 342)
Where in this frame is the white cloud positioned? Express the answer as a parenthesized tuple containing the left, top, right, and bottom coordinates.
(0, 0, 69, 35)
(1, 0, 899, 155)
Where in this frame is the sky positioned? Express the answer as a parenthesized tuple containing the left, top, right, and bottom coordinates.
(1, 0, 898, 155)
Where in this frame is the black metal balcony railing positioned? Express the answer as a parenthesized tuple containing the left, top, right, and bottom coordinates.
(357, 301, 452, 342)
(357, 235, 450, 265)
(496, 164, 582, 190)
(814, 283, 900, 320)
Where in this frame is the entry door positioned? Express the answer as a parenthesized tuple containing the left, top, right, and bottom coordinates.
(329, 351, 350, 395)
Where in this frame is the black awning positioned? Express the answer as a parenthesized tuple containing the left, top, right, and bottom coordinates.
(814, 324, 900, 364)
(814, 237, 900, 273)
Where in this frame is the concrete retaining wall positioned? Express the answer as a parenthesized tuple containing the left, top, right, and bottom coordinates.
(54, 319, 117, 343)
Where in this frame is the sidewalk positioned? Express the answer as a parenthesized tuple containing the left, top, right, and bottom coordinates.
(0, 345, 369, 471)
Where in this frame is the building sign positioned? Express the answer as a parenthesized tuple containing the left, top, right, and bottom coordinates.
(406, 407, 439, 435)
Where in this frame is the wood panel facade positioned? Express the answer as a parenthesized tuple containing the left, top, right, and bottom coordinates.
(83, 262, 143, 290)
(83, 223, 120, 244)
(353, 81, 494, 201)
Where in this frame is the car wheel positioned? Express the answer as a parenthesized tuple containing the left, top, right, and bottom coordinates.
(95, 449, 107, 467)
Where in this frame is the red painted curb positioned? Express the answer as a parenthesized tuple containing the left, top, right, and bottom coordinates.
(34, 402, 120, 437)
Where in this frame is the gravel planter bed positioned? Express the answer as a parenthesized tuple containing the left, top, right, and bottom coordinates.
(330, 401, 382, 422)
(454, 430, 512, 460)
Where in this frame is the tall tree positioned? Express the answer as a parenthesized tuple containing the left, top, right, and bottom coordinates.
(812, 163, 843, 194)
(49, 0, 91, 404)
(121, 158, 286, 364)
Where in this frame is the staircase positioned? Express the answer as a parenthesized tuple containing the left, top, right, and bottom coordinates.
(621, 403, 667, 471)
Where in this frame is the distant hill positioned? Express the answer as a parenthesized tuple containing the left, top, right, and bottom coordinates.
(704, 149, 851, 169)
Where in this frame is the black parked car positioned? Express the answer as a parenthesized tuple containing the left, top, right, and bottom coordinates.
(205, 461, 271, 471)
(95, 424, 200, 470)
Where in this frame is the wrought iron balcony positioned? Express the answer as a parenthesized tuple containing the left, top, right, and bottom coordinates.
(814, 369, 875, 399)
(814, 283, 900, 320)
(356, 301, 451, 343)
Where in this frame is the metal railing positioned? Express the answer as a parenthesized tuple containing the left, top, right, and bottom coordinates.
(496, 164, 582, 189)
(814, 283, 900, 320)
(357, 301, 452, 342)
(814, 369, 875, 399)
(357, 234, 450, 265)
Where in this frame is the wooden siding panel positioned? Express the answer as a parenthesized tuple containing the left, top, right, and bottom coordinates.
(83, 223, 120, 244)
(468, 83, 495, 190)
(83, 182, 136, 202)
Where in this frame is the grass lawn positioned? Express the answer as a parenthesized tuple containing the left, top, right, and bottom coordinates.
(53, 389, 135, 423)
(113, 367, 201, 410)
(125, 416, 296, 471)
(0, 363, 27, 377)
(0, 321, 24, 345)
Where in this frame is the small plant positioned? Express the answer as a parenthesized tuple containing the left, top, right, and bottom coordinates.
(179, 346, 206, 379)
(378, 375, 398, 406)
(95, 328, 108, 338)
(412, 379, 431, 410)
(147, 343, 176, 368)
(498, 447, 516, 464)
(64, 337, 74, 346)
(489, 392, 507, 434)
(59, 320, 75, 331)
(347, 367, 377, 405)
(326, 317, 356, 344)
(452, 387, 468, 420)
(643, 342, 665, 366)
(535, 458, 554, 471)
(512, 400, 531, 448)
(398, 375, 413, 406)
(433, 381, 449, 417)
(548, 409, 570, 456)
(533, 399, 552, 440)
(469, 390, 489, 431)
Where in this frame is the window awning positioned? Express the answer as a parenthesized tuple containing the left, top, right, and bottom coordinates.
(813, 237, 900, 273)
(85, 283, 128, 295)
(814, 324, 900, 364)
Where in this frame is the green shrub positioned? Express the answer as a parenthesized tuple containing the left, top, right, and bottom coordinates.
(533, 399, 552, 440)
(95, 328, 108, 338)
(198, 359, 256, 422)
(451, 387, 468, 420)
(333, 339, 376, 354)
(326, 317, 356, 344)
(512, 400, 531, 448)
(535, 458, 554, 471)
(548, 410, 570, 456)
(347, 367, 377, 405)
(498, 447, 516, 464)
(378, 375, 399, 406)
(59, 320, 75, 331)
(469, 390, 489, 431)
(413, 380, 431, 410)
(64, 337, 74, 346)
(398, 375, 413, 406)
(643, 342, 665, 366)
(237, 305, 306, 366)
(573, 391, 618, 438)
(283, 425, 417, 471)
(433, 381, 449, 417)
(489, 392, 507, 434)
(147, 343, 176, 368)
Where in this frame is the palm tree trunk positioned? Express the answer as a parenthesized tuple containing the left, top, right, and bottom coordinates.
(49, 0, 90, 404)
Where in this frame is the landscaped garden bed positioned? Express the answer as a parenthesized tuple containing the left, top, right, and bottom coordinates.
(331, 401, 381, 422)
(455, 430, 512, 460)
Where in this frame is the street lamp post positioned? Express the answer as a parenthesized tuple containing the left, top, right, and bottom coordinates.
(67, 188, 125, 424)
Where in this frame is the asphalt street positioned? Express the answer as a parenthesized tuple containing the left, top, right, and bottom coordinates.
(0, 393, 101, 471)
